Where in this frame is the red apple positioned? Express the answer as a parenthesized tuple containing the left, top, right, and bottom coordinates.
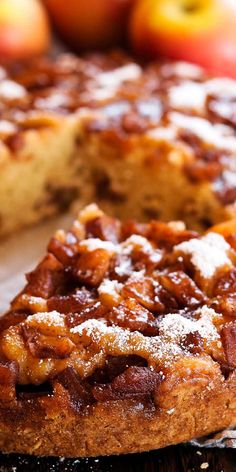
(44, 0, 135, 51)
(130, 0, 236, 78)
(0, 0, 50, 61)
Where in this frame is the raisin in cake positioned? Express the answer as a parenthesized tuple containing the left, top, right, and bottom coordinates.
(1, 52, 236, 237)
(0, 204, 235, 457)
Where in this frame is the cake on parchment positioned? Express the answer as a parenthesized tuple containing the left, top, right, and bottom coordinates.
(0, 204, 235, 457)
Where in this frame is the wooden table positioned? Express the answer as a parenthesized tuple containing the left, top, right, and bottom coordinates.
(0, 446, 235, 471)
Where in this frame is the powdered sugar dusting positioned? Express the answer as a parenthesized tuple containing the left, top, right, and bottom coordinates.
(169, 81, 206, 110)
(0, 119, 17, 134)
(0, 80, 26, 100)
(169, 76, 236, 112)
(163, 61, 203, 79)
(92, 64, 141, 101)
(98, 279, 123, 301)
(79, 233, 162, 260)
(122, 235, 154, 254)
(196, 305, 221, 342)
(35, 93, 69, 110)
(206, 77, 236, 97)
(78, 203, 104, 224)
(115, 257, 132, 277)
(147, 126, 177, 142)
(71, 318, 107, 336)
(175, 232, 233, 279)
(159, 306, 219, 345)
(79, 238, 117, 254)
(26, 311, 65, 328)
(98, 64, 142, 88)
(71, 319, 189, 367)
(122, 235, 162, 263)
(170, 112, 236, 152)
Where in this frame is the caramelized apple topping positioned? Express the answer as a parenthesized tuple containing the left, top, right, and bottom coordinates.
(221, 322, 236, 368)
(22, 325, 74, 360)
(174, 233, 235, 294)
(211, 295, 236, 319)
(47, 288, 95, 314)
(93, 366, 161, 401)
(121, 276, 164, 312)
(213, 268, 236, 296)
(148, 221, 198, 249)
(107, 299, 159, 336)
(47, 237, 76, 266)
(72, 248, 111, 287)
(55, 367, 93, 411)
(24, 254, 66, 299)
(1, 206, 236, 407)
(0, 311, 28, 332)
(85, 215, 121, 243)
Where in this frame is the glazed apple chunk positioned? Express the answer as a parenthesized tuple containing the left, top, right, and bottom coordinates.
(0, 204, 236, 401)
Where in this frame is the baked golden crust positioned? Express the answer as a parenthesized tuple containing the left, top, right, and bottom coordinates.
(0, 205, 236, 456)
(1, 52, 236, 236)
(0, 379, 235, 457)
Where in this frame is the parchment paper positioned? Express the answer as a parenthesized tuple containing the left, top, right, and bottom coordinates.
(0, 218, 235, 448)
(0, 215, 72, 313)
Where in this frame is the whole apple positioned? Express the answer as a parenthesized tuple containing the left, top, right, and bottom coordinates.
(130, 0, 236, 78)
(0, 0, 50, 61)
(44, 0, 135, 51)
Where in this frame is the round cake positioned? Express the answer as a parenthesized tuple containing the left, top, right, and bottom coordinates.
(0, 204, 235, 457)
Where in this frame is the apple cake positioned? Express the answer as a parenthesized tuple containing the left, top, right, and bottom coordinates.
(0, 204, 235, 457)
(1, 51, 236, 237)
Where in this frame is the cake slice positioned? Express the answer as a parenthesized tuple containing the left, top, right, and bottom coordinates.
(0, 204, 235, 457)
(1, 51, 236, 237)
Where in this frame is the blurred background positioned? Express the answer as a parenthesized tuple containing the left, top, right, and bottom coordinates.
(0, 0, 236, 78)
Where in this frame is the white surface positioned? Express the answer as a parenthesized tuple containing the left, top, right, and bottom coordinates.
(0, 215, 72, 314)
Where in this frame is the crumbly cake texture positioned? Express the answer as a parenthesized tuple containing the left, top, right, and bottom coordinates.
(0, 204, 235, 457)
(1, 52, 236, 237)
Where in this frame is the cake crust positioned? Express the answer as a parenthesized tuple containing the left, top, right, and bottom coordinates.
(0, 205, 236, 457)
(1, 379, 235, 457)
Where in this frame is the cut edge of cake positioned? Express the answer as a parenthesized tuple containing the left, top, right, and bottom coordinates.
(1, 53, 236, 237)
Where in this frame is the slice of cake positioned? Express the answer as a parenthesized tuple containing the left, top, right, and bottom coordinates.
(1, 52, 236, 237)
(0, 204, 235, 457)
